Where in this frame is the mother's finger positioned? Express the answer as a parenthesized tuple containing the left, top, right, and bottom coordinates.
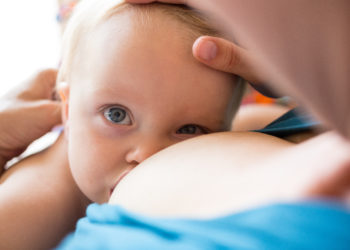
(192, 36, 266, 87)
(6, 69, 58, 101)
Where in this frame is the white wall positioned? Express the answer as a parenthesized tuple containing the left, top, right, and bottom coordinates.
(0, 0, 61, 97)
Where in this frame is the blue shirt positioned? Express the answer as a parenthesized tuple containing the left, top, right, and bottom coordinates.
(255, 107, 320, 138)
(58, 201, 350, 250)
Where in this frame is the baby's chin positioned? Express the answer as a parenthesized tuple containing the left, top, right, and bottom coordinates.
(92, 194, 111, 204)
(79, 186, 111, 205)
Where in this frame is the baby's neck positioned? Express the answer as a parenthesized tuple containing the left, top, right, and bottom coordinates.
(41, 132, 91, 208)
(0, 131, 90, 249)
(10, 131, 91, 210)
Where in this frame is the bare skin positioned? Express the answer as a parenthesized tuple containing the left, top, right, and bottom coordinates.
(119, 0, 350, 217)
(126, 1, 275, 87)
(0, 130, 296, 248)
(0, 69, 61, 173)
(111, 131, 350, 218)
(232, 104, 290, 132)
(127, 0, 350, 139)
(111, 131, 294, 218)
(0, 134, 89, 249)
(1, 1, 349, 248)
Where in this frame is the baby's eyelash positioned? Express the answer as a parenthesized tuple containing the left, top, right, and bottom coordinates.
(176, 124, 210, 135)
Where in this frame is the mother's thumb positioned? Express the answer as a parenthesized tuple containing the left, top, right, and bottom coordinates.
(192, 36, 262, 84)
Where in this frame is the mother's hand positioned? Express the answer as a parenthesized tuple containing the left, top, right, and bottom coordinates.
(0, 69, 61, 171)
(192, 36, 270, 92)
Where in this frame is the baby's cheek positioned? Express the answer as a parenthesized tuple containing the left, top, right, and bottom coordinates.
(67, 126, 103, 200)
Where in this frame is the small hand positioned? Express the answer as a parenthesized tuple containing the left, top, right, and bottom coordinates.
(0, 69, 61, 170)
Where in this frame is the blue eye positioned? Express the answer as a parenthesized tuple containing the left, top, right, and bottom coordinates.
(176, 125, 206, 135)
(103, 106, 131, 125)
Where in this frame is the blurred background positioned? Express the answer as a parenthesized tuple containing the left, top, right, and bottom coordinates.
(0, 0, 61, 96)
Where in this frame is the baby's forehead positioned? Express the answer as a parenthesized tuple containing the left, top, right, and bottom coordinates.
(76, 6, 191, 59)
(102, 6, 191, 36)
(73, 6, 205, 76)
(65, 3, 241, 131)
(94, 3, 219, 46)
(59, 2, 219, 84)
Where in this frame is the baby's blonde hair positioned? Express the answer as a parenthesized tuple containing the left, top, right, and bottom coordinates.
(57, 0, 245, 124)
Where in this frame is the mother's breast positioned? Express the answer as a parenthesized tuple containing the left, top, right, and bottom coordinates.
(109, 131, 292, 218)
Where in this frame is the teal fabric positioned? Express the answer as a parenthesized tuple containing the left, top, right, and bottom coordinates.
(58, 201, 350, 250)
(254, 108, 320, 137)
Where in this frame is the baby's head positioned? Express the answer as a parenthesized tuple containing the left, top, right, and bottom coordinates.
(57, 0, 245, 203)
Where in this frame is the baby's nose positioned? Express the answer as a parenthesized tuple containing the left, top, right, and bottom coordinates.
(125, 137, 171, 165)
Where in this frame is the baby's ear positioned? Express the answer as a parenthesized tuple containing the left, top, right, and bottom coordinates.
(57, 82, 70, 126)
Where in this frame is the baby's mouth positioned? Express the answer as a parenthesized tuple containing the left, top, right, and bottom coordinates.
(110, 170, 132, 196)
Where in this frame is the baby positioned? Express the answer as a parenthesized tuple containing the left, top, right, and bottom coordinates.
(57, 0, 244, 204)
(0, 0, 244, 249)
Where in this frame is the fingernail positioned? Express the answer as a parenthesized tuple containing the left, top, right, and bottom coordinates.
(197, 40, 217, 61)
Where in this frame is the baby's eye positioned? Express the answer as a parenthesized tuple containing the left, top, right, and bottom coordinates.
(103, 106, 131, 125)
(176, 124, 207, 135)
